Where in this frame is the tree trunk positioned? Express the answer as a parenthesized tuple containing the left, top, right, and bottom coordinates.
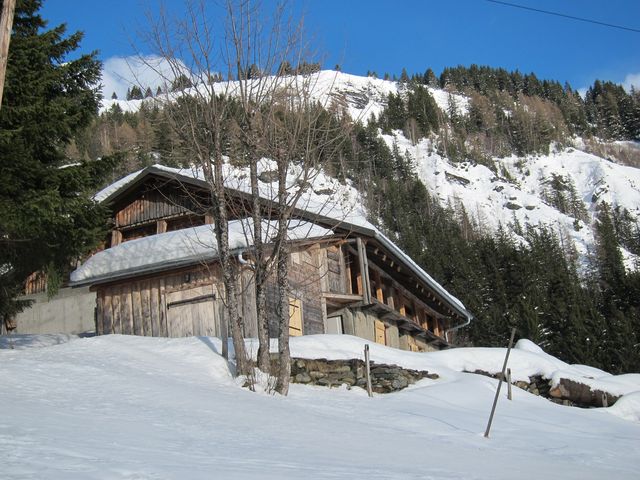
(275, 161, 291, 395)
(275, 238, 291, 394)
(251, 159, 271, 373)
(215, 158, 249, 376)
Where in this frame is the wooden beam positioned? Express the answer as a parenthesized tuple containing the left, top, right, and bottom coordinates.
(344, 247, 353, 294)
(397, 290, 406, 317)
(366, 259, 447, 321)
(357, 237, 372, 305)
(156, 219, 167, 234)
(372, 269, 384, 303)
(111, 229, 122, 247)
(338, 245, 348, 293)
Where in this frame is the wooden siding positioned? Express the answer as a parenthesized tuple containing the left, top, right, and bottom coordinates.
(326, 245, 344, 293)
(166, 284, 219, 337)
(114, 188, 204, 229)
(95, 247, 327, 340)
(97, 265, 222, 337)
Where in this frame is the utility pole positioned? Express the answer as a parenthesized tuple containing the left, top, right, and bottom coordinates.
(0, 0, 16, 109)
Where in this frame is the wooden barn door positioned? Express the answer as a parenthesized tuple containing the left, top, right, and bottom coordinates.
(165, 285, 219, 337)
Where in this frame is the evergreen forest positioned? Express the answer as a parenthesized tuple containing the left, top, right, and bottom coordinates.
(14, 20, 640, 375)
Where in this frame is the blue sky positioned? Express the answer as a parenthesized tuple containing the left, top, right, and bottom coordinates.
(41, 0, 640, 96)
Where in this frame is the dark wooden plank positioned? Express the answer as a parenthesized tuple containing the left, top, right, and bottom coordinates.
(121, 286, 133, 335)
(140, 280, 152, 336)
(95, 293, 104, 335)
(150, 280, 160, 337)
(131, 284, 143, 336)
(102, 291, 113, 334)
(111, 286, 122, 334)
(159, 278, 168, 337)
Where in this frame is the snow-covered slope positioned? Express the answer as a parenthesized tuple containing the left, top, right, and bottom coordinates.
(2, 334, 639, 479)
(385, 133, 640, 267)
(385, 132, 637, 269)
(101, 70, 640, 266)
(101, 70, 468, 122)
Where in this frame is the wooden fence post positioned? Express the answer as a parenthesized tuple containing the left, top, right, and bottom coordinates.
(364, 344, 373, 397)
(507, 368, 512, 401)
(484, 327, 516, 438)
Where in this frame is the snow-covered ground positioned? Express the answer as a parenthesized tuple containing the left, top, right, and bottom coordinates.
(2, 334, 639, 479)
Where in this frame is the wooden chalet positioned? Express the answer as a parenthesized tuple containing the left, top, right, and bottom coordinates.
(70, 165, 473, 351)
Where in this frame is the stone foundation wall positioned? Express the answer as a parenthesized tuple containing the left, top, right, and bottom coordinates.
(468, 370, 620, 408)
(288, 358, 438, 393)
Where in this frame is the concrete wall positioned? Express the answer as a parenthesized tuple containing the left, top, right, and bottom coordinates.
(15, 287, 96, 335)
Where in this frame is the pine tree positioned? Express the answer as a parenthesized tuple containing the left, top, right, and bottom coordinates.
(170, 74, 192, 92)
(423, 68, 438, 87)
(0, 0, 115, 322)
(399, 67, 409, 83)
(129, 85, 143, 100)
(111, 91, 117, 100)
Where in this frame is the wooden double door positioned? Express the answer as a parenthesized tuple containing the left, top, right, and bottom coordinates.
(165, 284, 221, 337)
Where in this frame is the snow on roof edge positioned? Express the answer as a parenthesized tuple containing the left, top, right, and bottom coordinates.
(71, 220, 334, 286)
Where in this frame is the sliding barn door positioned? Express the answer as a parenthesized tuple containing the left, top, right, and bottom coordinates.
(165, 285, 219, 337)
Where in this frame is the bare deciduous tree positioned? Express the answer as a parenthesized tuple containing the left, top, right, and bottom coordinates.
(142, 0, 345, 393)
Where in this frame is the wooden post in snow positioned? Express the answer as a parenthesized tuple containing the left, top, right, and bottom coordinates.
(0, 0, 16, 109)
(364, 344, 373, 397)
(507, 368, 513, 401)
(484, 327, 516, 438)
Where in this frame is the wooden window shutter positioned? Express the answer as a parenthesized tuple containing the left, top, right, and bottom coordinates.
(374, 320, 386, 345)
(289, 298, 303, 337)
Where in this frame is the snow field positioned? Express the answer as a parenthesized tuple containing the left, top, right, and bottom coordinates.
(1, 334, 639, 479)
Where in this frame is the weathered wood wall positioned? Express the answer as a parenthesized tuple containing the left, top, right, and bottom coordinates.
(265, 245, 326, 337)
(114, 187, 203, 228)
(96, 245, 328, 339)
(96, 265, 222, 337)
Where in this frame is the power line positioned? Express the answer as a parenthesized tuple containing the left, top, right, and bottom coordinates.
(484, 0, 640, 33)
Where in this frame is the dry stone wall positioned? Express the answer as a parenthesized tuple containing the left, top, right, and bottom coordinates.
(288, 358, 438, 393)
(469, 370, 620, 408)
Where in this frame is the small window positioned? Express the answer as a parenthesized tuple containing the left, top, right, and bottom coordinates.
(121, 223, 156, 242)
(167, 215, 205, 232)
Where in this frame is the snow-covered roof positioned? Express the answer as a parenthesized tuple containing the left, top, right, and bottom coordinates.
(71, 219, 332, 286)
(84, 163, 473, 321)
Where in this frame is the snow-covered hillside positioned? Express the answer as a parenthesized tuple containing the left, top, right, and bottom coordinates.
(102, 71, 640, 266)
(2, 334, 639, 479)
(101, 70, 468, 122)
(385, 133, 640, 267)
